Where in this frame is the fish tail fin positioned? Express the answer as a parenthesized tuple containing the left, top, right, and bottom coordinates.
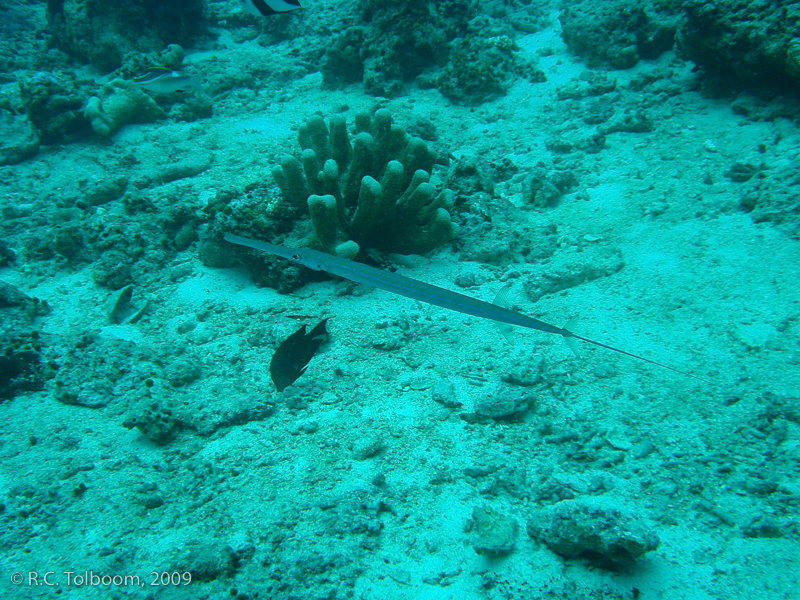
(562, 316, 581, 356)
(493, 283, 515, 345)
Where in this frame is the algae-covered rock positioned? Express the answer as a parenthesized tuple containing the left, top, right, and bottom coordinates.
(0, 240, 15, 267)
(165, 358, 201, 387)
(84, 79, 166, 136)
(526, 497, 659, 569)
(322, 0, 547, 101)
(322, 0, 462, 97)
(46, 0, 206, 72)
(0, 331, 48, 402)
(81, 176, 129, 207)
(156, 152, 214, 183)
(436, 35, 545, 105)
(170, 541, 236, 582)
(678, 0, 800, 94)
(472, 385, 534, 420)
(470, 505, 517, 555)
(560, 0, 679, 69)
(0, 111, 39, 165)
(522, 247, 624, 303)
(123, 402, 182, 445)
(91, 250, 133, 289)
(522, 166, 579, 209)
(18, 70, 92, 144)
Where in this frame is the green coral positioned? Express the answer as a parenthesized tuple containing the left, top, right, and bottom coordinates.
(272, 108, 458, 257)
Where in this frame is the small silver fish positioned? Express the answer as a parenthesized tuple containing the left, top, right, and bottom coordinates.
(133, 68, 201, 94)
(239, 0, 302, 17)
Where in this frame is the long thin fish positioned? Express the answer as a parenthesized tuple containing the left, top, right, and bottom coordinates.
(224, 233, 709, 383)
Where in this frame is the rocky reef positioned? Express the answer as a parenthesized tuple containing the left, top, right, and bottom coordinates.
(558, 0, 800, 99)
(321, 0, 548, 103)
(678, 0, 800, 95)
(45, 0, 206, 72)
(559, 0, 680, 69)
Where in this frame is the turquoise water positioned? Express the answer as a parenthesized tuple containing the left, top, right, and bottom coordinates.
(1, 1, 799, 599)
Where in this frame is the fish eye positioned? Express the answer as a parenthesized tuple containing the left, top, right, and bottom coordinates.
(292, 254, 301, 261)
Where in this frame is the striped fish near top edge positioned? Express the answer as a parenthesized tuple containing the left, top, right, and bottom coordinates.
(248, 0, 301, 16)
